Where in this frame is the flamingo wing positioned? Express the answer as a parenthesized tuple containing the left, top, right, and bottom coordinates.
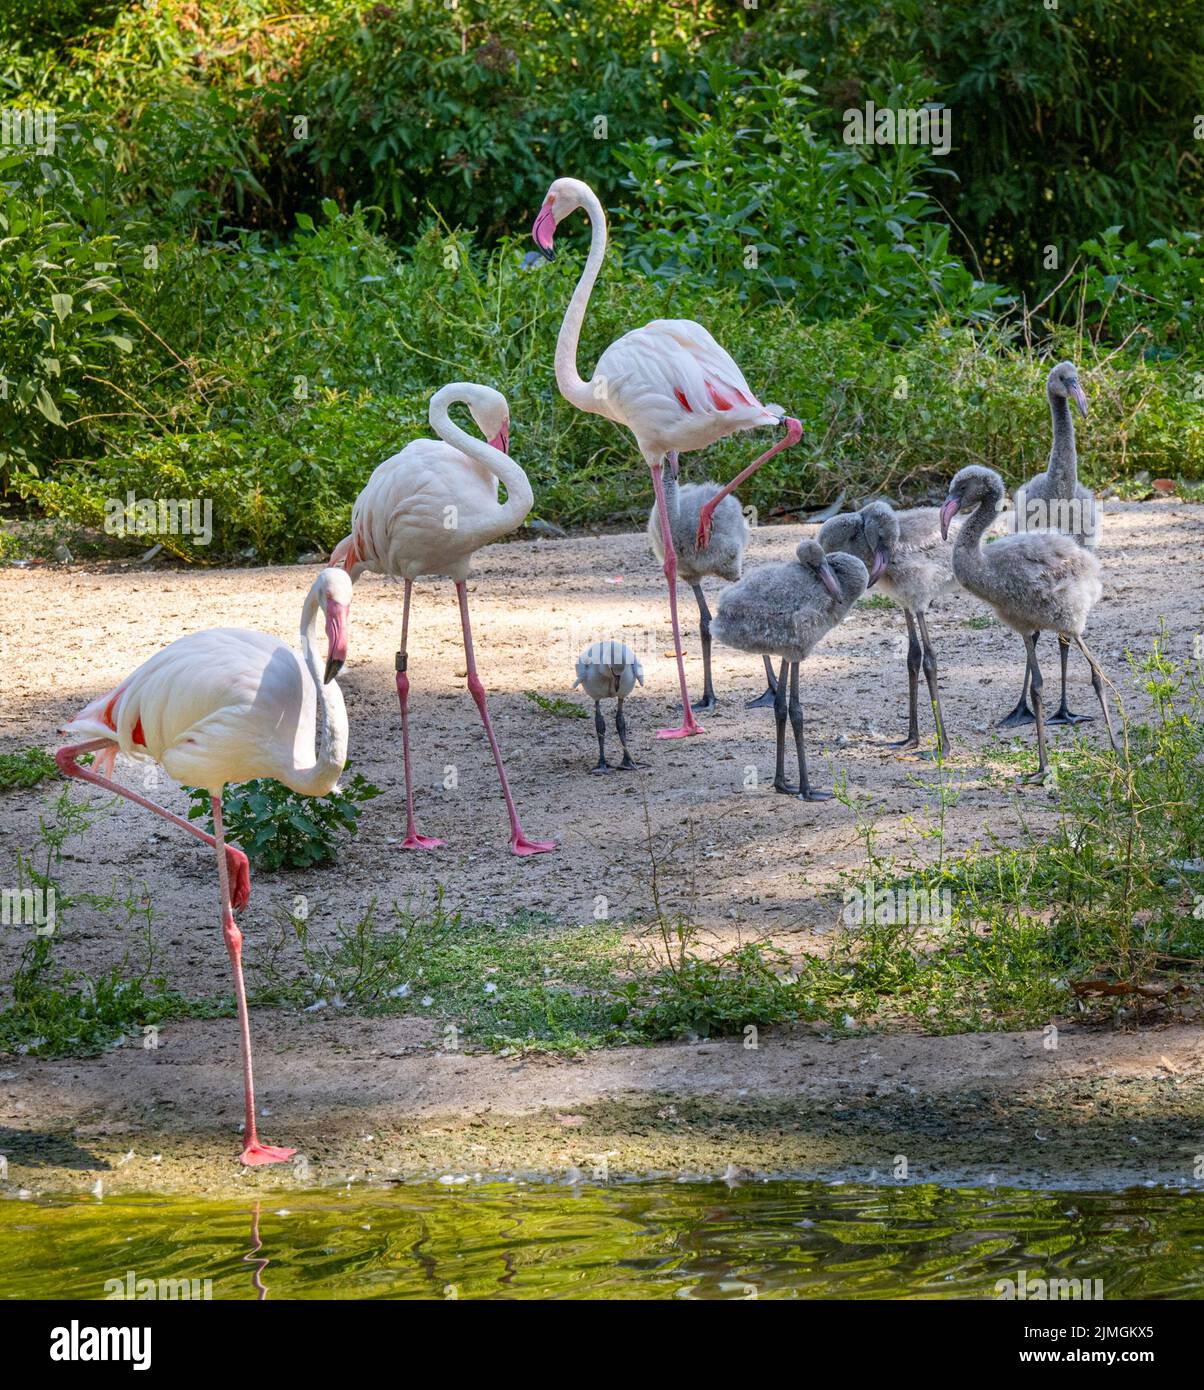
(61, 630, 310, 792)
(348, 438, 498, 578)
(592, 319, 780, 451)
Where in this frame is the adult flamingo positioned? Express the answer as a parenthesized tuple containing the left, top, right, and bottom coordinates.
(331, 383, 556, 856)
(55, 567, 354, 1165)
(531, 176, 803, 737)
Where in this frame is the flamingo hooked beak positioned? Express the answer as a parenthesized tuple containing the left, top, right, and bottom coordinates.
(1072, 381, 1089, 419)
(939, 497, 961, 541)
(867, 547, 890, 587)
(324, 599, 349, 684)
(532, 202, 556, 262)
(488, 421, 510, 455)
(818, 560, 842, 600)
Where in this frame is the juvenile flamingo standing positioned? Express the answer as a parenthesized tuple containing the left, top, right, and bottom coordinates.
(332, 383, 555, 856)
(531, 176, 803, 737)
(55, 567, 354, 1165)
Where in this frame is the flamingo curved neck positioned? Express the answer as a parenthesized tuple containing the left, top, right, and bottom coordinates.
(430, 395, 534, 530)
(555, 187, 608, 413)
(295, 593, 348, 797)
(952, 495, 999, 590)
(1047, 392, 1077, 491)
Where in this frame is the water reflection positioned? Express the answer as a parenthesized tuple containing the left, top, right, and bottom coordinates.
(1, 1181, 1201, 1301)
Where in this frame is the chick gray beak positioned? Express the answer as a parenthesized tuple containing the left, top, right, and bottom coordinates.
(818, 561, 842, 600)
(939, 497, 960, 541)
(1072, 382, 1088, 419)
(867, 547, 889, 587)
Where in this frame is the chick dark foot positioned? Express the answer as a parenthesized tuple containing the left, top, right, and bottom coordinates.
(746, 687, 777, 709)
(997, 702, 1036, 729)
(1045, 706, 1095, 726)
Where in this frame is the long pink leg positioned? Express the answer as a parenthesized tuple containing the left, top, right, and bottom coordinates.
(650, 459, 703, 739)
(395, 579, 444, 850)
(55, 740, 293, 1164)
(212, 795, 295, 1166)
(456, 580, 556, 855)
(696, 417, 803, 548)
(55, 740, 250, 910)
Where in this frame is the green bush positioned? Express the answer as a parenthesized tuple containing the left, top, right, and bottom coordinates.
(187, 771, 382, 871)
(616, 61, 1006, 339)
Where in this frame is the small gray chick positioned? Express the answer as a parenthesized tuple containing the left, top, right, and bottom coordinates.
(573, 641, 647, 773)
(713, 540, 868, 800)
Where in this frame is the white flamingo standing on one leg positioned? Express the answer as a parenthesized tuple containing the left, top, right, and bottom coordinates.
(531, 176, 803, 738)
(55, 567, 354, 1165)
(332, 383, 556, 856)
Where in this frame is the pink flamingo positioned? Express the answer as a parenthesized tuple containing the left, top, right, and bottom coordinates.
(331, 383, 556, 856)
(531, 176, 803, 737)
(55, 567, 354, 1165)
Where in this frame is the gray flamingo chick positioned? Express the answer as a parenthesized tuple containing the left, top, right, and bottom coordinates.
(820, 500, 958, 756)
(1002, 360, 1099, 728)
(941, 465, 1116, 784)
(712, 540, 868, 799)
(648, 456, 773, 710)
(573, 641, 646, 773)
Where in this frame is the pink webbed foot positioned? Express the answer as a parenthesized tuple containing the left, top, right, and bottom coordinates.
(240, 1142, 296, 1167)
(226, 847, 251, 912)
(656, 717, 704, 740)
(510, 833, 557, 856)
(397, 831, 445, 851)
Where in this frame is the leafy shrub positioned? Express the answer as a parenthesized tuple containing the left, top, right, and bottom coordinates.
(0, 125, 149, 487)
(742, 0, 1204, 293)
(187, 770, 381, 871)
(617, 62, 1006, 339)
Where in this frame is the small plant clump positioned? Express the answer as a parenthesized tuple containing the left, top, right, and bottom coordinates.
(0, 747, 59, 791)
(186, 771, 382, 871)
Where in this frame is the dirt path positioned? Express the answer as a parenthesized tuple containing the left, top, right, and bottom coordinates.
(3, 1018, 1201, 1194)
(2, 502, 1202, 1191)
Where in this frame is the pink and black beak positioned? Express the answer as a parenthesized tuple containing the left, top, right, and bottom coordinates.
(867, 547, 890, 587)
(324, 600, 349, 684)
(532, 201, 556, 262)
(1072, 380, 1088, 420)
(488, 421, 510, 455)
(939, 497, 960, 541)
(818, 560, 843, 600)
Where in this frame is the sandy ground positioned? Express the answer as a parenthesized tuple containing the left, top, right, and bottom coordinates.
(1, 500, 1202, 1190)
(3, 1021, 1201, 1195)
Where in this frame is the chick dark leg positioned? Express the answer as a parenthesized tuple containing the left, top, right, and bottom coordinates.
(1046, 634, 1095, 725)
(916, 610, 951, 758)
(1018, 633, 1049, 785)
(590, 700, 611, 773)
(772, 658, 791, 793)
(691, 583, 717, 713)
(787, 661, 832, 801)
(614, 697, 646, 770)
(1073, 635, 1119, 752)
(888, 609, 922, 749)
(998, 634, 1037, 728)
(746, 655, 778, 709)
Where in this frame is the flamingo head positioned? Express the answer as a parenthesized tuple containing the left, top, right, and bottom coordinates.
(532, 177, 592, 261)
(941, 465, 1005, 539)
(461, 383, 511, 454)
(315, 567, 353, 683)
(860, 500, 899, 588)
(1047, 360, 1088, 420)
(796, 539, 845, 601)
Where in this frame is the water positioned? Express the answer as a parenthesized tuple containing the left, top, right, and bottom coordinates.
(3, 1181, 1202, 1300)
